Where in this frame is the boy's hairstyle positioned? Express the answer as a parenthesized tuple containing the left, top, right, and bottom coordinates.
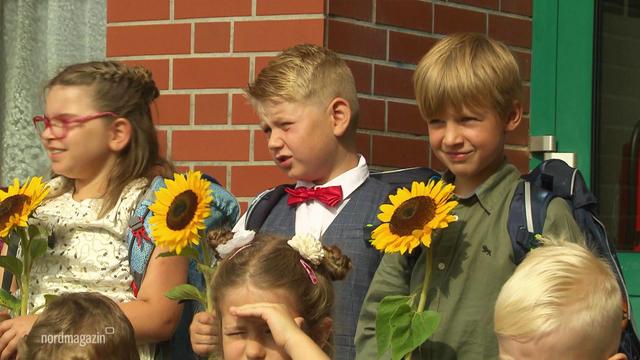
(46, 61, 174, 217)
(495, 239, 622, 356)
(246, 44, 359, 132)
(19, 292, 139, 360)
(413, 33, 522, 121)
(209, 229, 352, 356)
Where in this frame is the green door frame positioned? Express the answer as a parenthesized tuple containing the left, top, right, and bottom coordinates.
(531, 0, 595, 185)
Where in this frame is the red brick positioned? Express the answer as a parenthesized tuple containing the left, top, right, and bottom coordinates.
(255, 57, 276, 79)
(107, 24, 190, 57)
(372, 136, 429, 168)
(501, 0, 532, 17)
(231, 166, 293, 197)
(327, 20, 386, 60)
(506, 116, 528, 146)
(235, 20, 324, 52)
(239, 202, 249, 215)
(328, 0, 373, 21)
(522, 85, 530, 114)
(195, 23, 231, 53)
(194, 166, 228, 188)
(376, 0, 432, 32)
(513, 50, 531, 81)
(254, 131, 273, 161)
(434, 5, 486, 35)
(157, 130, 168, 158)
(232, 94, 260, 125)
(389, 31, 437, 65)
(173, 58, 249, 89)
(257, 0, 324, 15)
(175, 0, 251, 19)
(356, 133, 371, 162)
(450, 0, 498, 10)
(107, 0, 169, 22)
(175, 165, 190, 173)
(155, 94, 190, 125)
(505, 149, 529, 173)
(172, 130, 250, 161)
(345, 60, 372, 94)
(374, 65, 414, 99)
(488, 14, 532, 48)
(195, 94, 228, 125)
(388, 102, 427, 135)
(358, 97, 385, 131)
(121, 59, 169, 90)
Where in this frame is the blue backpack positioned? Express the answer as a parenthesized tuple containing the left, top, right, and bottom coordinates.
(243, 161, 640, 359)
(126, 174, 239, 360)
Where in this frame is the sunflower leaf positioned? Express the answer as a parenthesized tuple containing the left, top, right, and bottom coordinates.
(0, 256, 22, 278)
(30, 237, 48, 259)
(375, 295, 412, 358)
(165, 284, 206, 308)
(0, 288, 19, 313)
(389, 303, 414, 360)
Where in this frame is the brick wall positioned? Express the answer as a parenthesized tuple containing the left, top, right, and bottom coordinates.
(106, 0, 532, 210)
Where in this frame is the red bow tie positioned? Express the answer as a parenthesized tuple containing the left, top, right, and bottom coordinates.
(286, 186, 343, 207)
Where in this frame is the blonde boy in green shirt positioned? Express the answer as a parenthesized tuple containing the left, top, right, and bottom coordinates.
(355, 33, 585, 359)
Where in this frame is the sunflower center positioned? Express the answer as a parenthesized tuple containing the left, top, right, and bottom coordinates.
(0, 194, 30, 226)
(166, 190, 198, 230)
(389, 196, 436, 236)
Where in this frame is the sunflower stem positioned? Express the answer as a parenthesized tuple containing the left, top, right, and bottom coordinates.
(17, 227, 30, 317)
(405, 248, 433, 360)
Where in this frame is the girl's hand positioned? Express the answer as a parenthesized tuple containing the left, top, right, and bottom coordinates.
(0, 315, 38, 360)
(190, 310, 218, 357)
(229, 303, 307, 354)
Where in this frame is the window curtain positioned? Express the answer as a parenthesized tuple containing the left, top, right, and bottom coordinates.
(0, 0, 106, 184)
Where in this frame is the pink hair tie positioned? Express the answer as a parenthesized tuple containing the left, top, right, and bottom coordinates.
(299, 259, 318, 285)
(227, 243, 252, 260)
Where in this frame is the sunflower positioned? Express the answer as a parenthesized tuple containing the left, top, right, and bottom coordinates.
(0, 177, 49, 238)
(371, 179, 458, 254)
(149, 171, 213, 254)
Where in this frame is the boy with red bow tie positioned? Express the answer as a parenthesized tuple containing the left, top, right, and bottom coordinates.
(189, 44, 391, 360)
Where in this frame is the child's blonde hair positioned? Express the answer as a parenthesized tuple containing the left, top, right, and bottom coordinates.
(46, 61, 174, 217)
(208, 229, 352, 356)
(246, 44, 359, 132)
(19, 292, 139, 360)
(494, 239, 623, 356)
(413, 33, 522, 121)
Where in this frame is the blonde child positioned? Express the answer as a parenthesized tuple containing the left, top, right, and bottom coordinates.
(207, 229, 352, 360)
(495, 239, 627, 360)
(191, 44, 391, 359)
(0, 61, 186, 359)
(356, 33, 584, 359)
(19, 292, 139, 360)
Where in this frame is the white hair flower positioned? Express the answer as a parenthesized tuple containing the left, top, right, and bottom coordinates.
(287, 233, 325, 265)
(216, 229, 255, 259)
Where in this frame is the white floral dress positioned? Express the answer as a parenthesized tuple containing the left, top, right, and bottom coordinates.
(26, 176, 154, 359)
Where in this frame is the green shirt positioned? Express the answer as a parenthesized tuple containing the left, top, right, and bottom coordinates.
(355, 162, 585, 360)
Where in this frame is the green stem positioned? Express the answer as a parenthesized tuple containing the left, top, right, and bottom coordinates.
(405, 249, 433, 360)
(17, 227, 30, 316)
(201, 242, 217, 360)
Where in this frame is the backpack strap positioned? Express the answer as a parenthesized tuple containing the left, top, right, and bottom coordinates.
(507, 180, 555, 264)
(245, 184, 294, 232)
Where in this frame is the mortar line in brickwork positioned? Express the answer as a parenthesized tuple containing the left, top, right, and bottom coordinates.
(372, 0, 377, 22)
(249, 130, 255, 162)
(383, 99, 388, 132)
(175, 161, 276, 167)
(189, 94, 195, 125)
(252, 0, 257, 16)
(229, 21, 235, 53)
(157, 89, 244, 96)
(338, 53, 417, 70)
(107, 14, 324, 27)
(158, 124, 260, 131)
(168, 57, 173, 90)
(169, 0, 174, 20)
(358, 94, 416, 106)
(227, 93, 233, 125)
(226, 165, 232, 192)
(190, 22, 195, 54)
(356, 129, 428, 141)
(504, 144, 529, 151)
(109, 52, 280, 61)
(327, 15, 435, 38)
(431, 0, 531, 20)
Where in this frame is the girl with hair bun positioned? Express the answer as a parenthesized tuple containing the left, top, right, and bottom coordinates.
(205, 229, 352, 360)
(0, 61, 183, 360)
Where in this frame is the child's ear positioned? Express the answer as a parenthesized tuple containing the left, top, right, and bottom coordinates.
(108, 117, 132, 152)
(313, 316, 333, 348)
(608, 353, 628, 360)
(328, 97, 352, 137)
(504, 100, 523, 132)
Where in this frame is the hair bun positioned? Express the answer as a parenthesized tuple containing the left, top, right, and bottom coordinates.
(319, 245, 352, 281)
(128, 65, 159, 104)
